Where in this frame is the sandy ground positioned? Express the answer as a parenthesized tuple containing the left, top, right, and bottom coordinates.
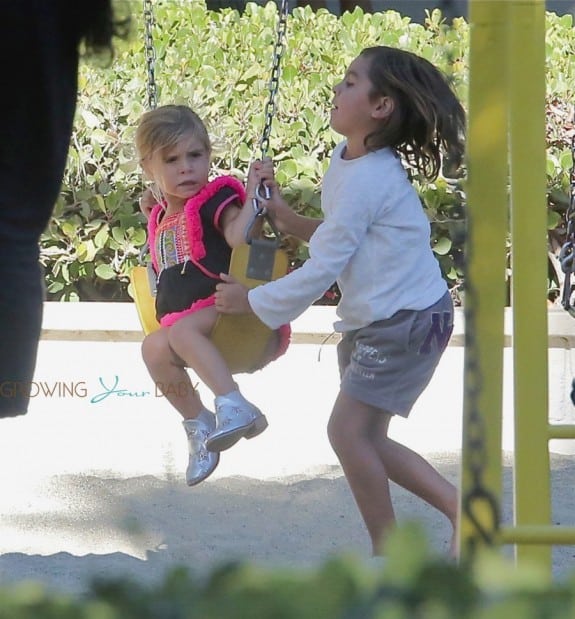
(1, 448, 574, 597)
(0, 310, 574, 596)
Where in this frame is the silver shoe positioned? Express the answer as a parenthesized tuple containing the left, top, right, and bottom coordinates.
(206, 394, 268, 453)
(182, 410, 220, 486)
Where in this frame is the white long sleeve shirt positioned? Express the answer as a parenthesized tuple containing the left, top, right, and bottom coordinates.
(248, 142, 447, 332)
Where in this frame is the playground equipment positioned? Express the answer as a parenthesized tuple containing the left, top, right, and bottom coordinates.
(461, 0, 575, 578)
(131, 0, 290, 374)
(131, 0, 575, 576)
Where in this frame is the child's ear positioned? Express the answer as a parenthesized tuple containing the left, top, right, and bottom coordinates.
(373, 96, 394, 120)
(140, 159, 153, 180)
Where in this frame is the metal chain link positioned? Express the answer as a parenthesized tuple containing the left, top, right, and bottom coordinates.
(258, 0, 289, 160)
(140, 0, 159, 263)
(559, 107, 575, 315)
(142, 0, 287, 155)
(571, 122, 575, 220)
(143, 0, 158, 110)
(141, 0, 289, 242)
(461, 227, 501, 555)
(250, 0, 289, 236)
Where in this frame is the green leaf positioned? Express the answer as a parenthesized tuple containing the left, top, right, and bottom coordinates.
(95, 264, 116, 280)
(61, 222, 77, 238)
(111, 227, 125, 243)
(81, 109, 100, 129)
(559, 149, 573, 172)
(432, 236, 452, 255)
(278, 159, 298, 180)
(46, 281, 64, 293)
(94, 225, 110, 249)
(131, 228, 147, 245)
(241, 64, 261, 82)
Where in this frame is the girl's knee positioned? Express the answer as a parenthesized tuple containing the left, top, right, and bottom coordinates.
(167, 312, 214, 354)
(141, 331, 169, 369)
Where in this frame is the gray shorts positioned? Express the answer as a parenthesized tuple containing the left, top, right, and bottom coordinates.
(337, 291, 453, 417)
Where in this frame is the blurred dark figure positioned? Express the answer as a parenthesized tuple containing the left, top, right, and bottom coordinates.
(0, 1, 130, 417)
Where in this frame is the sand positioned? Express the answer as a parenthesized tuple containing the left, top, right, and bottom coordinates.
(0, 325, 573, 596)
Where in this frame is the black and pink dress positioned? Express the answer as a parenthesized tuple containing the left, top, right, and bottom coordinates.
(147, 175, 290, 360)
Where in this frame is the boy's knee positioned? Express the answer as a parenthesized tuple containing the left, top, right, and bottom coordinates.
(327, 417, 345, 453)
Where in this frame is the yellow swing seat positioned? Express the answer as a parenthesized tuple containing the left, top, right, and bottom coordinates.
(131, 241, 289, 374)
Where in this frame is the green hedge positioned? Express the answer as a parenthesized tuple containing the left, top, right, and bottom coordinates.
(40, 1, 575, 302)
(2, 525, 575, 618)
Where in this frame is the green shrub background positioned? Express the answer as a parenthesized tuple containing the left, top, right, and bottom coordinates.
(40, 1, 575, 302)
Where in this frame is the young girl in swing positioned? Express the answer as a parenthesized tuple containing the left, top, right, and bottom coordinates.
(135, 104, 290, 486)
(215, 46, 466, 557)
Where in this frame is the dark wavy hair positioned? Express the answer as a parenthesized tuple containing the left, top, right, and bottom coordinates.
(68, 0, 131, 59)
(360, 46, 466, 181)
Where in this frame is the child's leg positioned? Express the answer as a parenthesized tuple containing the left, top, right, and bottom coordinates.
(371, 413, 458, 556)
(327, 390, 396, 555)
(169, 308, 267, 452)
(142, 327, 205, 419)
(328, 389, 458, 556)
(168, 307, 236, 396)
(141, 328, 219, 486)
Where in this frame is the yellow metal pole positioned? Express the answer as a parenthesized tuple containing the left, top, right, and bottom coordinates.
(508, 0, 551, 574)
(459, 0, 510, 559)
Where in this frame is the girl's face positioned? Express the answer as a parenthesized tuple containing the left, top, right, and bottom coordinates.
(331, 54, 392, 157)
(145, 132, 210, 209)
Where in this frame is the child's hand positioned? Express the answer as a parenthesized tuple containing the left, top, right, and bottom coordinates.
(258, 184, 296, 235)
(214, 273, 252, 314)
(246, 157, 275, 201)
(246, 158, 306, 238)
(139, 186, 157, 219)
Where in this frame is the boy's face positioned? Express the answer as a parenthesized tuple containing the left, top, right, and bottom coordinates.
(330, 54, 393, 151)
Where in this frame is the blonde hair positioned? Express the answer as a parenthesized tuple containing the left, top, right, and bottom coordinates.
(135, 104, 212, 164)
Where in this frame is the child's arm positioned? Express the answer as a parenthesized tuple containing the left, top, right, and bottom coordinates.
(219, 160, 272, 248)
(221, 159, 323, 246)
(243, 158, 323, 243)
(263, 185, 322, 243)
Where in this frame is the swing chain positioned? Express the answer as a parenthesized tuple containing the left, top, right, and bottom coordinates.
(258, 0, 289, 161)
(143, 0, 158, 111)
(559, 108, 575, 316)
(461, 216, 500, 556)
(246, 0, 289, 244)
(141, 0, 287, 247)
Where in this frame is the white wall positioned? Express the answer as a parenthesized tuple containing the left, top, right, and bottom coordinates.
(2, 303, 573, 484)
